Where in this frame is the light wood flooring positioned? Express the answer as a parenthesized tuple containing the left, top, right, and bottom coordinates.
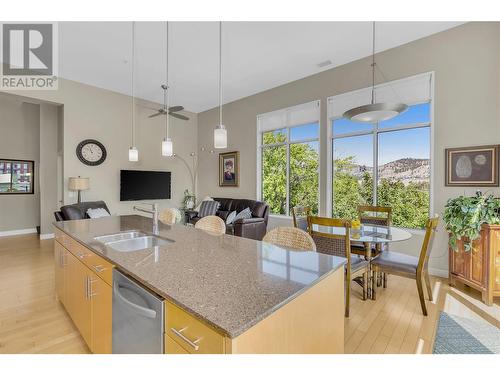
(0, 234, 498, 354)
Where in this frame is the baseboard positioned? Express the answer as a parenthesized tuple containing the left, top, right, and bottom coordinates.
(0, 228, 37, 237)
(40, 233, 55, 240)
(428, 267, 448, 278)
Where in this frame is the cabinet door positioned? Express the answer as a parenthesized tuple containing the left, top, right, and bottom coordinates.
(66, 252, 92, 348)
(450, 239, 466, 278)
(470, 237, 485, 286)
(90, 276, 112, 354)
(54, 242, 66, 306)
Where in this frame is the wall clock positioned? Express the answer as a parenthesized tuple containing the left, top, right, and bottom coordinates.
(76, 139, 107, 166)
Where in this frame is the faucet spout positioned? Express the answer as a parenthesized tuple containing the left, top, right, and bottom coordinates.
(133, 203, 159, 235)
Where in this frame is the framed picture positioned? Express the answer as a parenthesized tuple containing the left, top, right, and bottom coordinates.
(219, 151, 239, 187)
(445, 145, 499, 186)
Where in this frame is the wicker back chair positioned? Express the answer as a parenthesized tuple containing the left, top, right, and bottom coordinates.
(308, 216, 369, 317)
(263, 227, 316, 251)
(158, 208, 179, 225)
(291, 206, 311, 232)
(194, 215, 226, 235)
(372, 216, 439, 316)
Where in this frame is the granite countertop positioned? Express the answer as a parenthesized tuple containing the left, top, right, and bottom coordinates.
(54, 215, 346, 338)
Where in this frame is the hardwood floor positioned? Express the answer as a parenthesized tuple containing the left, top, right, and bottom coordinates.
(0, 234, 498, 354)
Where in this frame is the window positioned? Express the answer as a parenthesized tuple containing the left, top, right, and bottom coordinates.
(258, 101, 320, 216)
(328, 73, 433, 229)
(0, 159, 34, 194)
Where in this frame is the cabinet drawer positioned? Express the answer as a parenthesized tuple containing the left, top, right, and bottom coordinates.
(165, 334, 189, 354)
(71, 241, 113, 286)
(166, 302, 225, 354)
(54, 228, 72, 249)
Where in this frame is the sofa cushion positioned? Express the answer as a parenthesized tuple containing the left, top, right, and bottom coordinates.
(225, 210, 237, 225)
(87, 208, 111, 219)
(214, 198, 234, 212)
(216, 210, 231, 221)
(198, 200, 220, 218)
(233, 207, 252, 222)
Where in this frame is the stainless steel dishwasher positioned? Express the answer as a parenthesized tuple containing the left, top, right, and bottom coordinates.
(112, 269, 164, 353)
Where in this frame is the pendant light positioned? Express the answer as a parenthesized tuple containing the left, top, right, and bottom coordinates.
(128, 21, 139, 162)
(343, 22, 408, 123)
(214, 21, 227, 149)
(161, 21, 173, 157)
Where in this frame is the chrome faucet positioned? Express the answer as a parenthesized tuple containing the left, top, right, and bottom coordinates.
(134, 203, 159, 235)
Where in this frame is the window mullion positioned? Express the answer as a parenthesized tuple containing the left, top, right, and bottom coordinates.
(373, 123, 378, 206)
(286, 128, 290, 216)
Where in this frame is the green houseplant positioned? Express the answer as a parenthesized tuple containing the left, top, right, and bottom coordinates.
(443, 192, 500, 251)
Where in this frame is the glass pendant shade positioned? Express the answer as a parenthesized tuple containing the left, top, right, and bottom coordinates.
(162, 138, 173, 157)
(214, 124, 227, 149)
(343, 102, 408, 123)
(128, 146, 139, 162)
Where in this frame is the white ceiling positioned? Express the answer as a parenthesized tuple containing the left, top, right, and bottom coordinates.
(57, 21, 462, 113)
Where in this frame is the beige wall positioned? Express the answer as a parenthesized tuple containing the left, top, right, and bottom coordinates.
(197, 22, 500, 275)
(1, 78, 198, 233)
(0, 95, 40, 232)
(39, 103, 60, 235)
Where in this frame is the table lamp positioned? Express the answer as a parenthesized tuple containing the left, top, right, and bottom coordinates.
(68, 176, 89, 203)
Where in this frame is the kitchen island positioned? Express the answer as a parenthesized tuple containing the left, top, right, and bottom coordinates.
(53, 215, 346, 354)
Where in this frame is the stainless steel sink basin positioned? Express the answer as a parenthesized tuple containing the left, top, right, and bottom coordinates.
(94, 231, 147, 244)
(106, 236, 173, 252)
(94, 231, 173, 252)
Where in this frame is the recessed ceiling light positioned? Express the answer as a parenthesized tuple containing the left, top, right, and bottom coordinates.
(317, 60, 332, 68)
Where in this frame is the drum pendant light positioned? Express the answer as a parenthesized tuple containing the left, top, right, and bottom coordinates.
(343, 22, 408, 123)
(161, 22, 173, 157)
(214, 21, 227, 149)
(128, 21, 139, 162)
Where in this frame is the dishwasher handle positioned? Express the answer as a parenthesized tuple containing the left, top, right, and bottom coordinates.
(113, 282, 158, 319)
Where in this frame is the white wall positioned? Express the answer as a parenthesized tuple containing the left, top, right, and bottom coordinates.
(196, 22, 500, 276)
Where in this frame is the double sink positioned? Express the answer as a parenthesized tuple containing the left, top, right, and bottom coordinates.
(94, 231, 173, 252)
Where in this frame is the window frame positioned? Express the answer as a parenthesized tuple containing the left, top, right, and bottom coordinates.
(0, 159, 35, 195)
(327, 72, 435, 230)
(257, 102, 321, 217)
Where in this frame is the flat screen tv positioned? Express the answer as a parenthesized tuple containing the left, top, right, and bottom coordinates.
(120, 170, 171, 201)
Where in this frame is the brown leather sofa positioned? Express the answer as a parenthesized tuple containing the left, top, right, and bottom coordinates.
(188, 198, 269, 240)
(54, 201, 110, 221)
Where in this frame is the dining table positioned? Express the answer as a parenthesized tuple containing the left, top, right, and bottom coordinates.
(311, 223, 412, 299)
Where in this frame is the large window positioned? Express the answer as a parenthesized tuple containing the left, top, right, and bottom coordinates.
(0, 159, 34, 194)
(331, 103, 431, 228)
(258, 101, 320, 216)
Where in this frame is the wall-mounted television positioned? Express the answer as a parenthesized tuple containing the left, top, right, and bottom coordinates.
(120, 170, 171, 201)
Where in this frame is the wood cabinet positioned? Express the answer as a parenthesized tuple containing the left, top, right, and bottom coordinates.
(164, 266, 344, 354)
(54, 228, 114, 353)
(449, 224, 500, 305)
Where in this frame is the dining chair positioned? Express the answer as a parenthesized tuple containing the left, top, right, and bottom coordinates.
(371, 216, 439, 316)
(195, 215, 226, 235)
(353, 205, 393, 286)
(307, 216, 370, 317)
(158, 208, 179, 225)
(291, 206, 311, 232)
(263, 227, 316, 251)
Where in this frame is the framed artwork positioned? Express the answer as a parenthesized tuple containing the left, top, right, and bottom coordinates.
(219, 151, 239, 187)
(445, 145, 499, 186)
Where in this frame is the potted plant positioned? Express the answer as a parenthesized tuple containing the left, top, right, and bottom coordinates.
(443, 191, 500, 251)
(444, 192, 500, 305)
(182, 189, 196, 210)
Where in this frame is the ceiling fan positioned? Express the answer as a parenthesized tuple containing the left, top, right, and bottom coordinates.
(147, 84, 189, 120)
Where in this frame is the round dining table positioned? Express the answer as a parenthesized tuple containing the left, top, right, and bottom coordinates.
(311, 223, 412, 299)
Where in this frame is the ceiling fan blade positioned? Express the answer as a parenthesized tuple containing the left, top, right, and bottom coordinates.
(148, 112, 163, 118)
(170, 113, 189, 121)
(168, 106, 184, 113)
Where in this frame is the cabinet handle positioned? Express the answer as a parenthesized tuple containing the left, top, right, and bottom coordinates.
(88, 277, 97, 298)
(85, 276, 89, 300)
(92, 265, 106, 273)
(76, 252, 87, 259)
(170, 327, 201, 351)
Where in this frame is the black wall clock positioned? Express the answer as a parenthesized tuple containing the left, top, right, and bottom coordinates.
(76, 139, 107, 166)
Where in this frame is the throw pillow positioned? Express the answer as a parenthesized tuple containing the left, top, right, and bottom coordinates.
(198, 200, 220, 218)
(226, 210, 237, 225)
(195, 196, 213, 212)
(233, 207, 252, 222)
(86, 208, 110, 219)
